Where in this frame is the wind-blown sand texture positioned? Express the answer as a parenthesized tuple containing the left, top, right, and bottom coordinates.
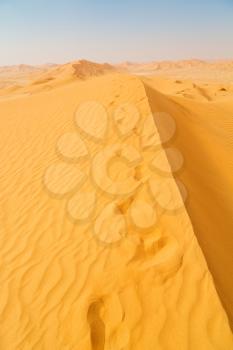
(0, 60, 232, 349)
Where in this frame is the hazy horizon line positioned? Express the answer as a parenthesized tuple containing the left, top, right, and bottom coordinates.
(1, 57, 233, 68)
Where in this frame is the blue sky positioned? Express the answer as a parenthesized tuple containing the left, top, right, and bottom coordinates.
(0, 0, 233, 65)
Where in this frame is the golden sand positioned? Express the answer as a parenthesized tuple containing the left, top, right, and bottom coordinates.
(0, 61, 232, 349)
(142, 74, 233, 330)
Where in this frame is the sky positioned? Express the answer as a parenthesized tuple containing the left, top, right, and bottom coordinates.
(0, 0, 233, 65)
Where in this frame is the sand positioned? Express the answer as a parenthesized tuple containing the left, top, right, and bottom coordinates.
(142, 74, 233, 329)
(118, 59, 233, 83)
(0, 64, 56, 89)
(0, 61, 232, 349)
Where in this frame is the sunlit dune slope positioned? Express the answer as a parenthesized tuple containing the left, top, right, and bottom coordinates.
(142, 76, 233, 328)
(0, 71, 232, 349)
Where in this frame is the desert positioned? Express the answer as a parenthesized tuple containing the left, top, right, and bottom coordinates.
(0, 59, 232, 349)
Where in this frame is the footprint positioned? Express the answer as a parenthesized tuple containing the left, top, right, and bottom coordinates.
(88, 294, 130, 350)
(87, 300, 105, 350)
(140, 235, 182, 272)
(130, 234, 182, 275)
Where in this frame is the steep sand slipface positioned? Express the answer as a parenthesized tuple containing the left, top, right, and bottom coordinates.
(0, 73, 232, 349)
(142, 76, 233, 329)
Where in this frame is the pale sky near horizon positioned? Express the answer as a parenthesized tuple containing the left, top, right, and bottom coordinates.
(0, 0, 233, 65)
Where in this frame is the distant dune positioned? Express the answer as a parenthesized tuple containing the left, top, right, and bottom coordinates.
(117, 59, 233, 71)
(0, 59, 232, 349)
(1, 59, 233, 90)
(116, 59, 233, 83)
(0, 60, 116, 93)
(31, 60, 116, 86)
(0, 64, 43, 74)
(0, 63, 56, 89)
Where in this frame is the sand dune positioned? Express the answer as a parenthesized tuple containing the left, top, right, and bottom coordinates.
(31, 60, 115, 85)
(0, 60, 116, 97)
(117, 59, 206, 71)
(118, 59, 233, 71)
(0, 64, 232, 349)
(118, 59, 233, 83)
(0, 64, 56, 89)
(142, 76, 233, 329)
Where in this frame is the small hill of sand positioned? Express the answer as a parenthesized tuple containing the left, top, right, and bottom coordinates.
(117, 59, 206, 71)
(0, 64, 56, 89)
(0, 67, 232, 349)
(0, 60, 115, 95)
(32, 60, 116, 85)
(0, 64, 42, 75)
(117, 59, 233, 71)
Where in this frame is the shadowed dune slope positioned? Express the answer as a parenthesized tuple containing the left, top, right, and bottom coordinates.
(142, 77, 233, 328)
